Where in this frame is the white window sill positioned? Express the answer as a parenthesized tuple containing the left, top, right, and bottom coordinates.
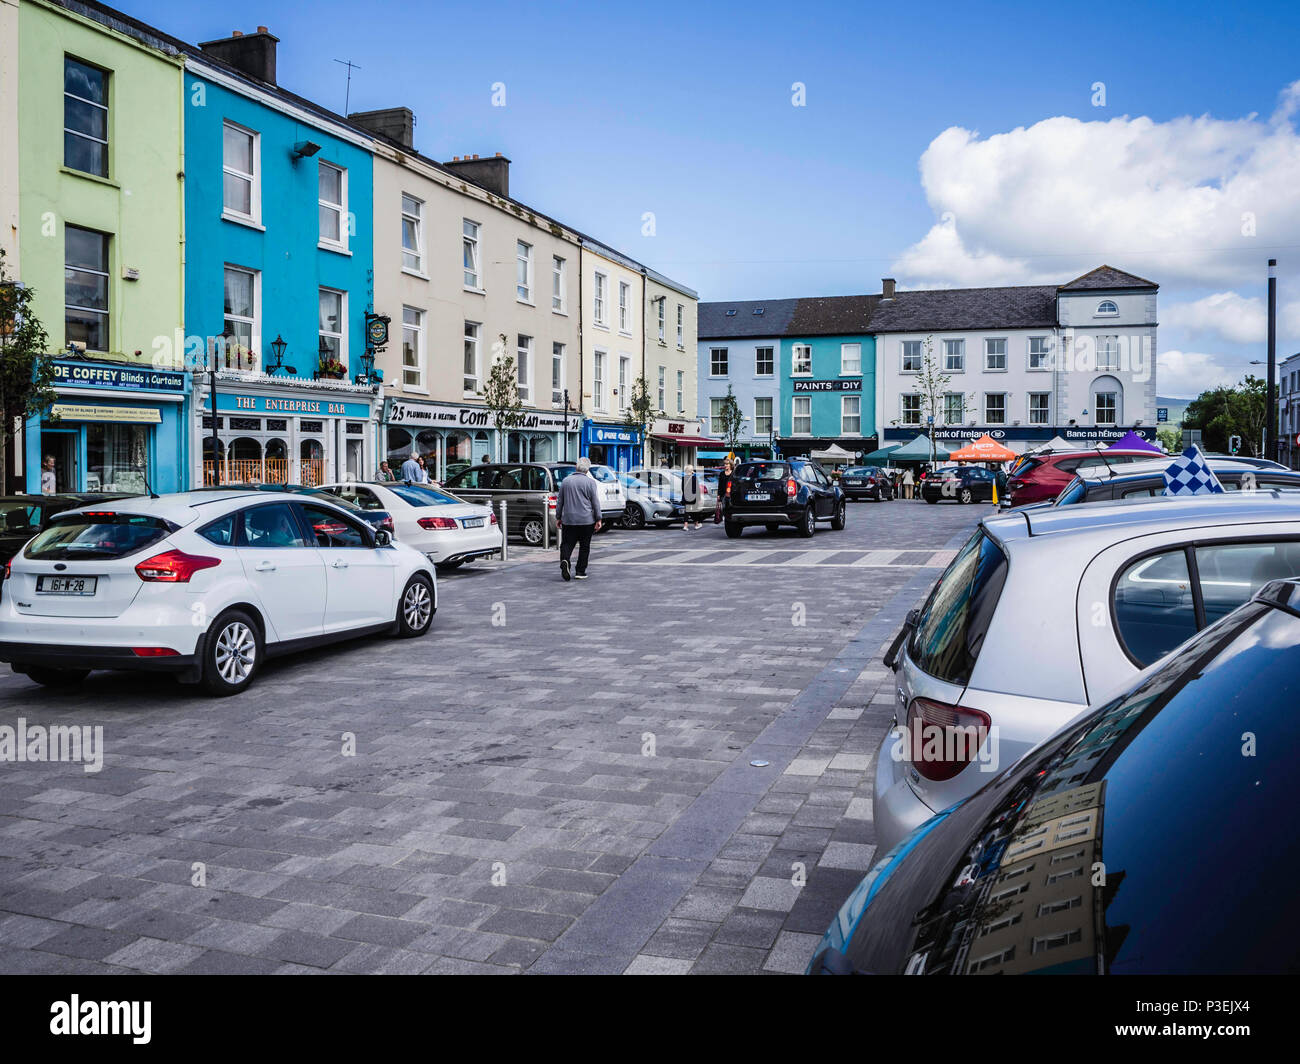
(464, 286, 486, 296)
(401, 267, 429, 281)
(984, 367, 1008, 373)
(840, 371, 862, 377)
(319, 242, 351, 256)
(618, 330, 634, 339)
(222, 211, 265, 231)
(402, 386, 429, 395)
(592, 323, 610, 332)
(552, 308, 567, 316)
(518, 296, 535, 307)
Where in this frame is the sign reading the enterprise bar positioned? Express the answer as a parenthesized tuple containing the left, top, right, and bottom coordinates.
(791, 379, 862, 392)
(53, 359, 185, 392)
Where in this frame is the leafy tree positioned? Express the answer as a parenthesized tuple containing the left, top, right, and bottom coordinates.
(622, 374, 655, 466)
(0, 250, 58, 491)
(1156, 427, 1181, 454)
(478, 335, 524, 461)
(1182, 375, 1267, 456)
(715, 384, 747, 455)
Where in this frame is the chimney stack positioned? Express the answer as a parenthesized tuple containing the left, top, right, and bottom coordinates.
(882, 278, 896, 300)
(442, 153, 511, 198)
(200, 27, 279, 85)
(349, 107, 415, 149)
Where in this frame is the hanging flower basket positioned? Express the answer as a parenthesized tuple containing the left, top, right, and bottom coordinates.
(317, 357, 346, 379)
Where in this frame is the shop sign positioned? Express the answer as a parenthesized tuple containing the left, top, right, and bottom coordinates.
(215, 393, 372, 419)
(50, 403, 162, 424)
(589, 425, 638, 444)
(53, 359, 185, 393)
(882, 425, 1153, 443)
(791, 379, 862, 392)
(388, 400, 580, 433)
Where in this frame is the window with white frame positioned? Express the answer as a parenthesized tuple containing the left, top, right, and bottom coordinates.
(551, 343, 565, 405)
(65, 226, 110, 352)
(756, 346, 774, 376)
(710, 347, 728, 375)
(618, 281, 631, 332)
(222, 121, 259, 223)
(1028, 335, 1051, 370)
(984, 392, 1006, 424)
(318, 161, 346, 250)
(1095, 390, 1117, 425)
(401, 194, 423, 272)
(401, 306, 424, 389)
(516, 240, 533, 301)
(944, 392, 964, 424)
(676, 304, 684, 347)
(676, 370, 684, 411)
(1029, 392, 1050, 424)
(985, 338, 1007, 371)
(792, 344, 812, 375)
(222, 264, 257, 365)
(593, 350, 606, 411)
(657, 365, 666, 410)
(754, 397, 773, 436)
(902, 340, 923, 372)
(1096, 299, 1119, 316)
(792, 396, 812, 434)
(319, 288, 346, 367)
(1097, 335, 1119, 370)
(463, 321, 480, 394)
(943, 338, 965, 372)
(552, 255, 565, 312)
(516, 335, 532, 402)
(901, 394, 921, 425)
(64, 57, 109, 178)
(842, 395, 861, 434)
(594, 272, 608, 325)
(841, 343, 862, 375)
(710, 397, 727, 435)
(462, 219, 480, 288)
(657, 299, 666, 342)
(618, 355, 629, 411)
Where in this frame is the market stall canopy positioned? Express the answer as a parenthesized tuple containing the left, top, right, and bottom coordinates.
(810, 443, 856, 461)
(891, 434, 951, 461)
(1032, 435, 1074, 453)
(1106, 430, 1163, 453)
(949, 434, 1018, 463)
(861, 443, 902, 463)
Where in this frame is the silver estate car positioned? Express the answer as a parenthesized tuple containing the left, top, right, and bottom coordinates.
(873, 491, 1300, 855)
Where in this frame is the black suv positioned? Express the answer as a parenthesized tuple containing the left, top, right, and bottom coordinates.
(921, 465, 997, 504)
(723, 458, 845, 538)
(839, 466, 895, 502)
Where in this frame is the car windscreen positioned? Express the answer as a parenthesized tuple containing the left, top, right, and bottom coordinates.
(588, 466, 618, 483)
(736, 462, 788, 481)
(552, 466, 578, 483)
(618, 474, 652, 490)
(909, 526, 1009, 686)
(389, 484, 460, 506)
(843, 467, 873, 476)
(24, 512, 175, 560)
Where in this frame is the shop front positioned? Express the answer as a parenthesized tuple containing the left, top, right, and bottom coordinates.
(197, 375, 376, 487)
(385, 399, 580, 482)
(648, 418, 713, 469)
(582, 422, 642, 473)
(25, 358, 190, 495)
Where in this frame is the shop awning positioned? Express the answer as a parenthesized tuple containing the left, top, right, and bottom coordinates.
(651, 433, 719, 448)
(50, 403, 162, 424)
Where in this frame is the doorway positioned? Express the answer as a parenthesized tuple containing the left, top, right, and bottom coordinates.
(39, 429, 78, 493)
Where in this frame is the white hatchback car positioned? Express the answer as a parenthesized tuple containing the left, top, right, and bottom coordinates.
(0, 491, 437, 695)
(321, 481, 502, 569)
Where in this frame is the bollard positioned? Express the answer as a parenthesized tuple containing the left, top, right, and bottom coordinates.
(499, 499, 509, 561)
(543, 500, 550, 550)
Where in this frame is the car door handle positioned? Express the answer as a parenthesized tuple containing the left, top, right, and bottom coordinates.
(254, 561, 277, 572)
(331, 559, 349, 569)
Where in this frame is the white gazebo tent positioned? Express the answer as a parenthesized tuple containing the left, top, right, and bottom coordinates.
(810, 443, 856, 463)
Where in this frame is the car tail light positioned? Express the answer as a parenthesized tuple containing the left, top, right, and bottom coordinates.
(726, 481, 731, 496)
(905, 698, 991, 782)
(867, 478, 876, 486)
(489, 511, 498, 525)
(135, 550, 220, 583)
(786, 477, 797, 498)
(379, 516, 395, 534)
(132, 647, 179, 657)
(2, 561, 9, 581)
(80, 511, 116, 518)
(417, 516, 458, 530)
(547, 493, 558, 510)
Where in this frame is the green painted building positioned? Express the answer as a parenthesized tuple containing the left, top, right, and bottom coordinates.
(17, 0, 189, 494)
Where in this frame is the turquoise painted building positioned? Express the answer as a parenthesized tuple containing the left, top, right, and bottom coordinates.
(183, 32, 378, 487)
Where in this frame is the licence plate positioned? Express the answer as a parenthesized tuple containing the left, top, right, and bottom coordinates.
(844, 479, 862, 485)
(462, 517, 486, 528)
(746, 492, 770, 501)
(37, 575, 97, 595)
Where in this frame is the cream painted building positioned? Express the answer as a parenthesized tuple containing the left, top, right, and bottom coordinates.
(358, 109, 583, 480)
(579, 240, 646, 470)
(644, 268, 701, 466)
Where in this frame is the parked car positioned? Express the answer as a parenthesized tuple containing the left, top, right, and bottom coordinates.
(1202, 453, 1289, 470)
(441, 463, 555, 545)
(920, 465, 996, 505)
(1049, 457, 1300, 508)
(1, 493, 137, 571)
(722, 457, 845, 538)
(812, 578, 1300, 974)
(873, 492, 1300, 856)
(840, 466, 895, 502)
(586, 464, 629, 531)
(1005, 448, 1163, 506)
(320, 481, 500, 569)
(630, 467, 715, 525)
(0, 491, 437, 695)
(194, 483, 396, 537)
(617, 472, 685, 529)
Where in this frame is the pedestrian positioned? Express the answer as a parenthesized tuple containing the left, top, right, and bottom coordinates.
(682, 464, 704, 530)
(400, 452, 421, 483)
(376, 460, 396, 482)
(714, 456, 733, 523)
(480, 454, 490, 463)
(415, 455, 432, 483)
(556, 456, 603, 581)
(903, 467, 915, 500)
(41, 455, 56, 495)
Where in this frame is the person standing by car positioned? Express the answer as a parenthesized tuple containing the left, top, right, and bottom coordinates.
(556, 456, 603, 580)
(902, 467, 914, 500)
(682, 465, 703, 531)
(715, 457, 733, 524)
(377, 460, 396, 482)
(401, 453, 422, 482)
(41, 456, 56, 495)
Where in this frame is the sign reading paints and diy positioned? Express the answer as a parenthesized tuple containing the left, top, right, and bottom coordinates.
(52, 359, 186, 393)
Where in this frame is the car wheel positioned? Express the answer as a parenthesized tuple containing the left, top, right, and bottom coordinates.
(396, 573, 436, 638)
(201, 609, 262, 696)
(959, 487, 974, 504)
(724, 520, 743, 538)
(765, 523, 779, 533)
(831, 500, 846, 530)
(521, 517, 544, 546)
(799, 507, 816, 538)
(623, 503, 646, 530)
(25, 667, 89, 688)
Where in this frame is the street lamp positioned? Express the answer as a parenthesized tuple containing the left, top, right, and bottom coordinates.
(563, 389, 571, 462)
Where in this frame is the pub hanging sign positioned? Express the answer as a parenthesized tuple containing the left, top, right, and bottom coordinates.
(365, 313, 390, 351)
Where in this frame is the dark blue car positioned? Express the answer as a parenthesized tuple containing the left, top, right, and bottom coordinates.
(723, 458, 846, 538)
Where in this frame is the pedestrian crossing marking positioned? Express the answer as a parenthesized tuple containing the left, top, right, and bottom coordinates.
(592, 547, 953, 569)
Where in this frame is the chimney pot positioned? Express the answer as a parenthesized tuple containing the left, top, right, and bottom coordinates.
(882, 277, 896, 299)
(347, 107, 416, 149)
(442, 153, 511, 198)
(472, 154, 479, 160)
(495, 152, 502, 157)
(201, 28, 279, 84)
(257, 25, 268, 32)
(232, 29, 243, 36)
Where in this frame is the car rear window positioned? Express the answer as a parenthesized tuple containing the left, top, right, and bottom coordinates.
(1054, 477, 1088, 506)
(25, 512, 174, 560)
(737, 462, 789, 481)
(0, 501, 43, 535)
(389, 484, 458, 506)
(909, 527, 1009, 685)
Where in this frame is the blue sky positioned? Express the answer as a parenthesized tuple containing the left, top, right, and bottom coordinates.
(129, 0, 1300, 396)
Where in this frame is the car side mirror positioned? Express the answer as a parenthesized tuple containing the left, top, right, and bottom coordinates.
(374, 529, 393, 547)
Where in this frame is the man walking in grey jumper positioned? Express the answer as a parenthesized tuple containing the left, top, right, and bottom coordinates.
(556, 456, 604, 580)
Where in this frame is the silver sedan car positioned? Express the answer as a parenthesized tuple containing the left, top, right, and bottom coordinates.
(873, 491, 1300, 856)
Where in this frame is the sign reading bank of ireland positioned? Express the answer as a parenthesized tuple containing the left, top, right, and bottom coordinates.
(53, 359, 186, 393)
(792, 379, 862, 392)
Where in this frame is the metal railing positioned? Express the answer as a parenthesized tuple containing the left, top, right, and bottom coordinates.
(203, 459, 325, 486)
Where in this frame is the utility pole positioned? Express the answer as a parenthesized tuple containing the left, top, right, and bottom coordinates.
(1267, 259, 1278, 463)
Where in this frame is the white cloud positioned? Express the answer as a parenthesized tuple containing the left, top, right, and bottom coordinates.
(892, 84, 1300, 290)
(1163, 292, 1267, 344)
(1156, 349, 1250, 398)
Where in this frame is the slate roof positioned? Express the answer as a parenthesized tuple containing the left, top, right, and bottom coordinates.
(698, 299, 799, 339)
(1059, 265, 1158, 291)
(868, 285, 1059, 333)
(787, 295, 881, 336)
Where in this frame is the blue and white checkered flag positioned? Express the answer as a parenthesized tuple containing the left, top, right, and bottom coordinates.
(1163, 446, 1225, 496)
